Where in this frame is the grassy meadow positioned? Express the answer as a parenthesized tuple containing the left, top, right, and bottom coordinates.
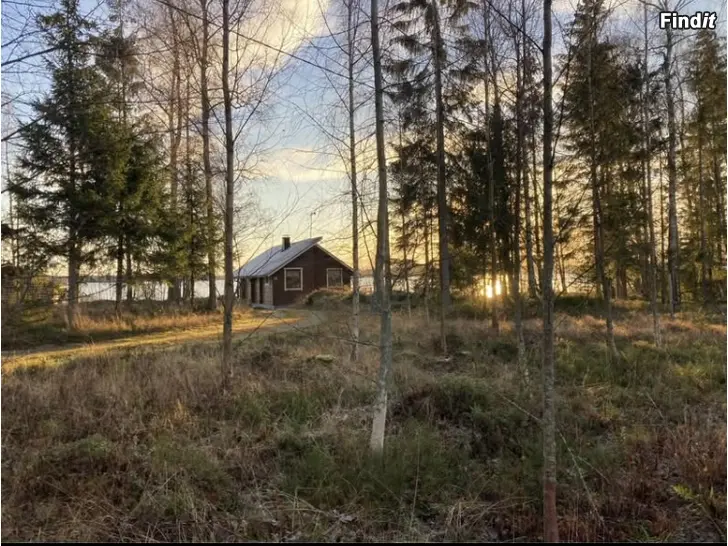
(1, 294, 726, 541)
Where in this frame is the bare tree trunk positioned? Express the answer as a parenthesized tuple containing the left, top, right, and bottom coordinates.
(514, 5, 526, 368)
(199, 0, 217, 312)
(521, 28, 537, 300)
(369, 0, 393, 454)
(525, 157, 537, 298)
(532, 130, 542, 290)
(68, 239, 80, 329)
(221, 0, 234, 388)
(115, 8, 128, 313)
(66, 36, 80, 329)
(659, 152, 667, 304)
(126, 252, 133, 302)
(167, 6, 182, 303)
(710, 125, 725, 267)
(677, 76, 698, 296)
(185, 66, 194, 308)
(483, 2, 499, 334)
(431, 0, 450, 354)
(664, 24, 680, 316)
(348, 0, 360, 361)
(587, 19, 618, 359)
(542, 0, 558, 539)
(711, 128, 726, 264)
(402, 208, 411, 317)
(423, 208, 430, 323)
(643, 4, 660, 346)
(698, 115, 707, 304)
(557, 241, 567, 294)
(523, 45, 537, 300)
(115, 234, 124, 312)
(642, 33, 662, 347)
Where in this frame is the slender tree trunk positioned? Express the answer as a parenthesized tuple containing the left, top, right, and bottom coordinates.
(587, 20, 617, 359)
(116, 9, 128, 313)
(664, 25, 680, 316)
(711, 130, 726, 264)
(698, 121, 708, 304)
(522, 12, 536, 301)
(199, 0, 217, 312)
(423, 208, 430, 323)
(490, 105, 500, 332)
(542, 0, 558, 539)
(6, 149, 17, 268)
(167, 6, 182, 303)
(557, 242, 567, 294)
(66, 30, 80, 330)
(126, 252, 133, 302)
(525, 157, 537, 298)
(185, 69, 194, 308)
(677, 79, 699, 296)
(642, 4, 661, 346)
(431, 0, 450, 354)
(514, 11, 525, 368)
(115, 234, 124, 312)
(710, 130, 725, 266)
(373, 231, 382, 313)
(483, 3, 499, 333)
(532, 130, 542, 291)
(190, 269, 195, 302)
(347, 0, 360, 361)
(403, 209, 411, 317)
(190, 196, 195, 307)
(524, 105, 537, 298)
(369, 0, 393, 454)
(221, 0, 234, 388)
(68, 239, 80, 329)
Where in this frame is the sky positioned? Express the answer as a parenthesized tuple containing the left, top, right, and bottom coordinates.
(1, 0, 726, 274)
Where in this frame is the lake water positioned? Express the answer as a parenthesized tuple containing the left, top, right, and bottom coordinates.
(65, 273, 546, 302)
(76, 277, 375, 302)
(77, 280, 227, 302)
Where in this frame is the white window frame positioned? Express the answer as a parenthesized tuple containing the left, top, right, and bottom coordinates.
(326, 268, 343, 288)
(284, 267, 303, 291)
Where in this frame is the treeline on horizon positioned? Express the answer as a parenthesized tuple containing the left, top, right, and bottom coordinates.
(2, 0, 725, 323)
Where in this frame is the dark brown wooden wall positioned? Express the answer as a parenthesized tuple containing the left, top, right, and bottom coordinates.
(271, 246, 351, 306)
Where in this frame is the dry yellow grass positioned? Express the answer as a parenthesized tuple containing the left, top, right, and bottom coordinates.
(2, 308, 305, 373)
(1, 299, 725, 542)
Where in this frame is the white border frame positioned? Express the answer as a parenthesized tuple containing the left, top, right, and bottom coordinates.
(326, 268, 343, 288)
(284, 267, 303, 291)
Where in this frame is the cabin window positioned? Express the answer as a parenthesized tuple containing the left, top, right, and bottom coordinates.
(284, 268, 303, 291)
(326, 268, 343, 288)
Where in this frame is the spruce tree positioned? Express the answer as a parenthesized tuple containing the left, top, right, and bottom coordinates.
(9, 0, 112, 327)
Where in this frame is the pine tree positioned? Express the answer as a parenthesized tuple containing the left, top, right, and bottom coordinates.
(387, 0, 473, 354)
(562, 0, 644, 359)
(686, 29, 726, 302)
(94, 1, 152, 309)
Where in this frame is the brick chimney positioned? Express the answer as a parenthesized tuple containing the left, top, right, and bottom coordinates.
(282, 236, 291, 250)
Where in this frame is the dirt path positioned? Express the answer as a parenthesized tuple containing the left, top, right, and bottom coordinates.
(2, 309, 322, 373)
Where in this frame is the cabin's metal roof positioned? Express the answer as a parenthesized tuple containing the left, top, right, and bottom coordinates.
(234, 237, 322, 278)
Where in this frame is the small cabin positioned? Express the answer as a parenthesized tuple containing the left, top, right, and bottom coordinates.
(235, 236, 353, 308)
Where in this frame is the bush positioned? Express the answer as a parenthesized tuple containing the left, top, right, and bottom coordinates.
(2, 273, 66, 325)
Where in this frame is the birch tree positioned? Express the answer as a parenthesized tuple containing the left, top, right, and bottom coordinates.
(541, 0, 558, 539)
(369, 0, 393, 454)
